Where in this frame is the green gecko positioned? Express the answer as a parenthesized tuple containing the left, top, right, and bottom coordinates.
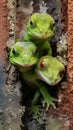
(36, 55, 65, 86)
(24, 13, 56, 56)
(9, 42, 65, 110)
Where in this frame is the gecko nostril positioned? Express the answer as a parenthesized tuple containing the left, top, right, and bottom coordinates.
(45, 31, 47, 34)
(12, 48, 16, 55)
(39, 29, 42, 33)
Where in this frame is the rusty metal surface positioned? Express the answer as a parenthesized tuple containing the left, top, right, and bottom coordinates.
(67, 0, 73, 92)
(0, 0, 8, 62)
(67, 1, 73, 128)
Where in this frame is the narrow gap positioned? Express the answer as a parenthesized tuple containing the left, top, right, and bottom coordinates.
(15, 0, 68, 129)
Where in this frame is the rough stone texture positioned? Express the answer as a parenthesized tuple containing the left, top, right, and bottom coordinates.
(5, 1, 23, 130)
(48, 1, 73, 130)
(7, 0, 16, 48)
(47, 1, 73, 130)
(0, 0, 23, 130)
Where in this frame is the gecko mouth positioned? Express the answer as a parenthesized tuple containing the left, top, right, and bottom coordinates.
(28, 31, 53, 40)
(10, 57, 37, 68)
(37, 71, 61, 86)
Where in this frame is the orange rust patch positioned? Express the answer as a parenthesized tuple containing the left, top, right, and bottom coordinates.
(67, 0, 73, 92)
(0, 0, 9, 63)
(61, 0, 68, 32)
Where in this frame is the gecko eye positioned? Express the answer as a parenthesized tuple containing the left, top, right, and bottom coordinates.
(12, 48, 16, 55)
(30, 21, 34, 26)
(52, 22, 55, 27)
(40, 60, 45, 69)
(50, 22, 55, 30)
(35, 49, 38, 54)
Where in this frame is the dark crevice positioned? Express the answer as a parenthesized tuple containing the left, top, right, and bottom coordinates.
(16, 0, 67, 129)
